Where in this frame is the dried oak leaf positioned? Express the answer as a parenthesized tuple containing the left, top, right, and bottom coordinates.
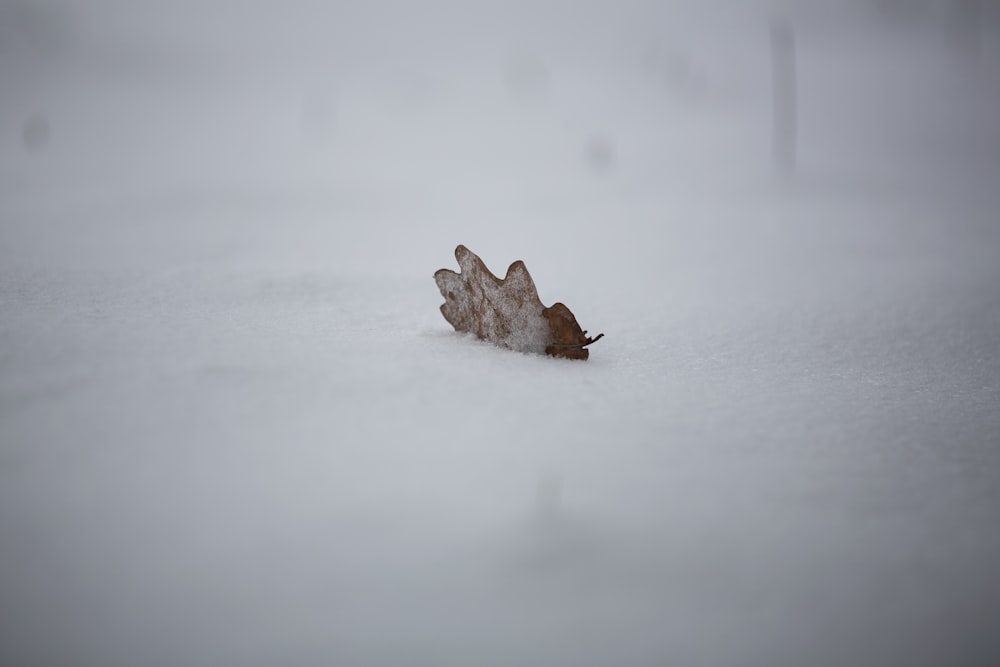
(434, 245, 603, 360)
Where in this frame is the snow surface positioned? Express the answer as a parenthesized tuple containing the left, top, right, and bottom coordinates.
(2, 2, 1000, 666)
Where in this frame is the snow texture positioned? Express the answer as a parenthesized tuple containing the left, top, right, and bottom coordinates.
(2, 2, 1000, 666)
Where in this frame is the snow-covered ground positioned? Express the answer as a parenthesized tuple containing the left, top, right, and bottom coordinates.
(2, 2, 999, 665)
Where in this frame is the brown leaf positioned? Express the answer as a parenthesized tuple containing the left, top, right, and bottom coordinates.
(434, 245, 603, 360)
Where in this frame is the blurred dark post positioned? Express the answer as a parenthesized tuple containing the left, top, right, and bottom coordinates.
(770, 19, 797, 177)
(950, 0, 982, 65)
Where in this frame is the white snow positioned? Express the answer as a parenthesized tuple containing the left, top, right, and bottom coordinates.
(2, 2, 999, 666)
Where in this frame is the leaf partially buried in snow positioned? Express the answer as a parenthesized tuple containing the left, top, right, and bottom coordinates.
(434, 245, 603, 360)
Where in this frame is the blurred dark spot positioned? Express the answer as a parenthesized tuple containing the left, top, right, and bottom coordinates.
(299, 89, 338, 142)
(503, 55, 550, 101)
(585, 134, 615, 171)
(642, 42, 701, 98)
(535, 473, 562, 518)
(22, 113, 50, 153)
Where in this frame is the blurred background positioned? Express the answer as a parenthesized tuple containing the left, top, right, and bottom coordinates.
(2, 1, 999, 666)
